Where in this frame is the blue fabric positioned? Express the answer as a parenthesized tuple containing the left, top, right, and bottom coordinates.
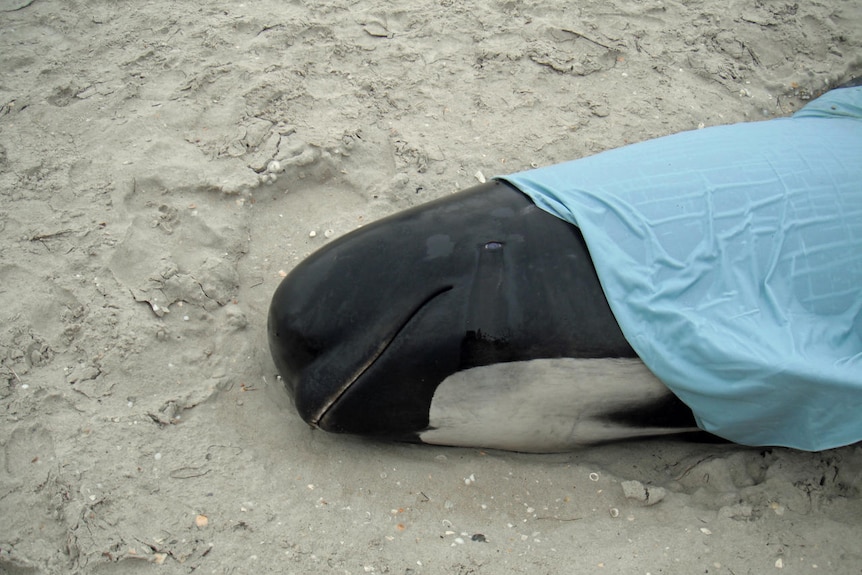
(499, 86, 862, 450)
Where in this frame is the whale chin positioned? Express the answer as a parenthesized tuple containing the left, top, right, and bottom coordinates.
(312, 286, 454, 435)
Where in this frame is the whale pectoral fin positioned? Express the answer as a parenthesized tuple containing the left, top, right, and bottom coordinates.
(420, 358, 699, 453)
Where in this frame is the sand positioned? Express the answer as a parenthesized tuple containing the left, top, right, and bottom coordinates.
(1, 1, 861, 573)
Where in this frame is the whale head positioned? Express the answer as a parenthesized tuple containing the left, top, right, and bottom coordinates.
(267, 181, 646, 443)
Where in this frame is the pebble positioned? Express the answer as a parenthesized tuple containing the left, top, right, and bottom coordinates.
(620, 479, 666, 505)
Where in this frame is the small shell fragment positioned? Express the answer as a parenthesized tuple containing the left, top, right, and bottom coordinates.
(195, 514, 209, 528)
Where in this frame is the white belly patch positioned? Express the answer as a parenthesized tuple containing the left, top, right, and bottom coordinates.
(420, 358, 697, 452)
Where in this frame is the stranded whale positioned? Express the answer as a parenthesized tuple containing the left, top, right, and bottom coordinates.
(267, 182, 702, 451)
(268, 81, 862, 452)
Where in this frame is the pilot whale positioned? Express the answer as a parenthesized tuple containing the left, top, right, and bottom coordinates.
(268, 181, 703, 452)
(269, 79, 862, 452)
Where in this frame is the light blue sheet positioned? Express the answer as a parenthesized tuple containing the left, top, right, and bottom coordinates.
(500, 86, 862, 450)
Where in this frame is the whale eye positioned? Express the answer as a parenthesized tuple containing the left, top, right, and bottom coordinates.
(484, 241, 504, 251)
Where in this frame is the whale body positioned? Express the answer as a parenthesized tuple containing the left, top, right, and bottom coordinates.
(268, 181, 702, 451)
(269, 81, 862, 452)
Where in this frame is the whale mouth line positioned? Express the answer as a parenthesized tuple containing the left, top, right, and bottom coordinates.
(310, 285, 454, 427)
